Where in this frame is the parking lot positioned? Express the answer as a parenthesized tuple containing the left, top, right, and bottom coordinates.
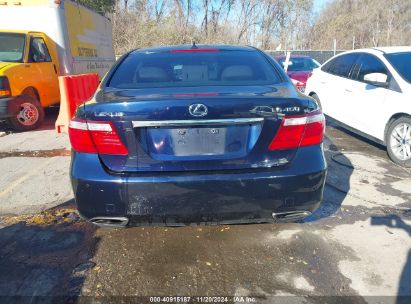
(0, 110, 410, 302)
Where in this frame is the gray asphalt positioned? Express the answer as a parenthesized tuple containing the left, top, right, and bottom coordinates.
(0, 111, 410, 303)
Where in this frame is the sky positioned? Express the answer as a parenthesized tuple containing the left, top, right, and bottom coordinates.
(313, 0, 331, 14)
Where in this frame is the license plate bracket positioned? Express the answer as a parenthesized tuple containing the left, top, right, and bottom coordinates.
(146, 125, 250, 159)
(171, 127, 227, 156)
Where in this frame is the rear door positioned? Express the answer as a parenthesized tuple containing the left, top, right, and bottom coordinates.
(343, 53, 389, 139)
(87, 49, 315, 173)
(320, 53, 358, 122)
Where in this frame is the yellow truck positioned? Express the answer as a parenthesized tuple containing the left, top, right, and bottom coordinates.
(0, 0, 115, 131)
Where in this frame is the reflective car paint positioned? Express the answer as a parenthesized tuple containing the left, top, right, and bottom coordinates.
(70, 45, 327, 226)
(71, 145, 326, 225)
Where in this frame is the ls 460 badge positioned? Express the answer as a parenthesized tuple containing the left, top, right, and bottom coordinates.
(250, 106, 301, 116)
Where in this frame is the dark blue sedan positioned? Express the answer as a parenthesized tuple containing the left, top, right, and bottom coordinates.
(69, 45, 327, 227)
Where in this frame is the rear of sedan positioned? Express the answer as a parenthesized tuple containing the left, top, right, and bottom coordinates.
(275, 55, 320, 92)
(69, 45, 327, 227)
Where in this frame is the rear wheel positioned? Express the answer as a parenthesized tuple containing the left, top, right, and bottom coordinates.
(6, 95, 45, 131)
(386, 116, 411, 168)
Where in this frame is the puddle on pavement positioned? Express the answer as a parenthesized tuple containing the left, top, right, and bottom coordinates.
(0, 148, 71, 159)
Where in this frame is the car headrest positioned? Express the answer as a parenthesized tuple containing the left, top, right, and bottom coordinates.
(293, 61, 304, 69)
(138, 67, 169, 82)
(221, 65, 254, 81)
(181, 65, 209, 81)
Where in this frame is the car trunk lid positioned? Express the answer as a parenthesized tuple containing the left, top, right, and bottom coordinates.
(82, 86, 315, 173)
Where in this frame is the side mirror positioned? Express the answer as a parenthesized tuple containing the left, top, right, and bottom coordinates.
(363, 73, 388, 87)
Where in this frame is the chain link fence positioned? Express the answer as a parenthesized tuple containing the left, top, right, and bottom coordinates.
(266, 50, 347, 64)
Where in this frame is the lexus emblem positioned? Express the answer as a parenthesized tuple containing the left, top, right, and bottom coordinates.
(189, 104, 208, 117)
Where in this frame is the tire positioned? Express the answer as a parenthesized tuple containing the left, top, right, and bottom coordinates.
(386, 116, 411, 168)
(311, 93, 322, 111)
(6, 95, 45, 131)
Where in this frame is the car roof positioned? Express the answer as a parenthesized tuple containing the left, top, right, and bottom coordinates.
(372, 46, 411, 54)
(339, 47, 411, 57)
(0, 30, 46, 35)
(0, 30, 30, 34)
(132, 44, 257, 54)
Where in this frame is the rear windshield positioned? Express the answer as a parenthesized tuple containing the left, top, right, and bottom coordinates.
(108, 50, 282, 88)
(277, 57, 320, 71)
(384, 52, 411, 84)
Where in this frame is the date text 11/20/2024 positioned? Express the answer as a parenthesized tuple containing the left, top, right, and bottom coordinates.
(149, 296, 257, 303)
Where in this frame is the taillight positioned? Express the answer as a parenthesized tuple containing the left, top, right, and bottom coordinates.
(0, 76, 11, 98)
(269, 111, 325, 150)
(68, 118, 128, 155)
(290, 78, 306, 93)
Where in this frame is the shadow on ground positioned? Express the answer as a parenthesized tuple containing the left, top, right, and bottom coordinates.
(0, 200, 99, 302)
(304, 135, 354, 222)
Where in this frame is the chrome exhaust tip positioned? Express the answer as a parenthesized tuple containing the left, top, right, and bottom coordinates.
(89, 216, 129, 228)
(272, 211, 312, 221)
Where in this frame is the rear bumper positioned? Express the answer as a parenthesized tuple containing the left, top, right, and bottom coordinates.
(71, 145, 327, 226)
(0, 96, 18, 119)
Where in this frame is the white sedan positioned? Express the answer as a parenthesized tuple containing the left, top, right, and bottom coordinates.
(305, 47, 411, 167)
